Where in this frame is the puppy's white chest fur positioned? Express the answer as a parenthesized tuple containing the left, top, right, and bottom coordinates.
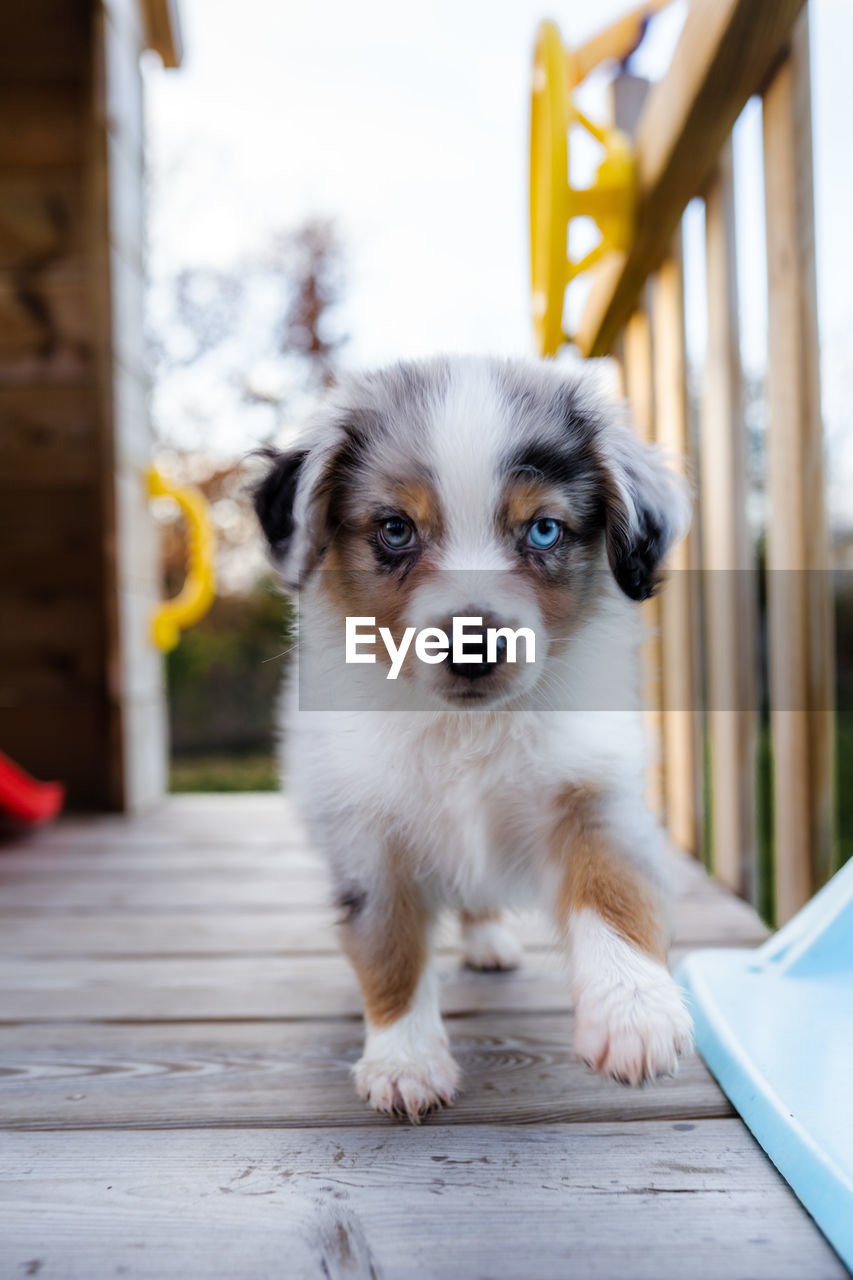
(287, 671, 646, 913)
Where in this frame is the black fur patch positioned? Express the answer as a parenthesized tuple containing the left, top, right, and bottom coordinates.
(605, 498, 668, 601)
(252, 447, 309, 556)
(505, 443, 582, 490)
(335, 884, 367, 922)
(503, 442, 605, 543)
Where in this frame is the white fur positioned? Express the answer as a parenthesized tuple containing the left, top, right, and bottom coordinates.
(570, 910, 694, 1084)
(461, 917, 524, 971)
(352, 966, 460, 1123)
(289, 586, 651, 913)
(429, 366, 516, 572)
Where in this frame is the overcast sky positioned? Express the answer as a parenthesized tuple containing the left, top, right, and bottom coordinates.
(144, 0, 853, 520)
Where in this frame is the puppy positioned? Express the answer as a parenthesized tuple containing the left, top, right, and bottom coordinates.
(253, 355, 694, 1122)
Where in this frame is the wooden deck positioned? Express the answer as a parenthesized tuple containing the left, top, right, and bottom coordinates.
(0, 793, 845, 1278)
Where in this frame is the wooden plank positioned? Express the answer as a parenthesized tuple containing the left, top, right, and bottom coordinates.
(650, 238, 702, 856)
(1, 801, 721, 869)
(762, 13, 835, 921)
(0, 1015, 732, 1131)
(104, 6, 145, 160)
(0, 493, 102, 601)
(622, 308, 654, 444)
(0, 1, 89, 84)
(103, 0, 146, 45)
(0, 172, 87, 270)
(0, 836, 317, 866)
(0, 812, 768, 954)
(0, 384, 98, 484)
(0, 943, 738, 1024)
(89, 1, 138, 811)
(0, 895, 768, 958)
(142, 0, 183, 67)
(0, 853, 752, 917)
(576, 0, 806, 357)
(1, 796, 828, 1273)
(0, 843, 324, 874)
(0, 85, 87, 169)
(0, 700, 114, 811)
(0, 583, 102, 659)
(0, 839, 695, 876)
(1, 841, 710, 882)
(621, 304, 665, 821)
(5, 792, 299, 846)
(0, 951, 577, 1022)
(108, 132, 144, 272)
(0, 869, 332, 912)
(0, 1124, 844, 1280)
(0, 264, 91, 368)
(700, 141, 759, 901)
(109, 242, 147, 381)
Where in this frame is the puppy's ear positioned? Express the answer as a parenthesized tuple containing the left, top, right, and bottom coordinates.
(599, 418, 690, 602)
(252, 439, 342, 590)
(252, 447, 309, 560)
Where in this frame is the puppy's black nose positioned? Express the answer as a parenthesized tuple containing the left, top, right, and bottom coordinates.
(444, 617, 508, 681)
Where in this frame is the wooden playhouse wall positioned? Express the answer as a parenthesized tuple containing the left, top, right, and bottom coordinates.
(0, 0, 169, 810)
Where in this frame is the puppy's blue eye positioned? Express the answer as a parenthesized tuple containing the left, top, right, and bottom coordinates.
(378, 516, 416, 550)
(526, 518, 562, 551)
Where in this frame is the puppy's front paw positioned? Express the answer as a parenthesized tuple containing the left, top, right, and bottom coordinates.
(353, 1041, 460, 1123)
(574, 963, 694, 1086)
(461, 917, 523, 971)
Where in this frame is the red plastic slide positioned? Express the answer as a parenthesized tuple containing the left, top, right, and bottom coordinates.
(0, 751, 64, 824)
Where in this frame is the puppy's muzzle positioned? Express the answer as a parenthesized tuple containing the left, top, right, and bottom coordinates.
(440, 612, 509, 683)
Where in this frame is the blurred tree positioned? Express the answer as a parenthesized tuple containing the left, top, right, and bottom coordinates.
(151, 216, 347, 592)
(147, 217, 346, 774)
(278, 220, 347, 388)
(148, 216, 347, 455)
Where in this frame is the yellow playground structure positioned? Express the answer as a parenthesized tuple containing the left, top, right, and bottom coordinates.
(528, 3, 673, 353)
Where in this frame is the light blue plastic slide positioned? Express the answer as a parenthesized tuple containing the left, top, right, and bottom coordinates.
(677, 858, 853, 1272)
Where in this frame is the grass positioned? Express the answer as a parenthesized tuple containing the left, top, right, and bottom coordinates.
(169, 753, 279, 793)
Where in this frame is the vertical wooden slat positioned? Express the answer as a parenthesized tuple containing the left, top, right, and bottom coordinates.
(612, 76, 669, 826)
(89, 2, 167, 810)
(762, 10, 835, 921)
(700, 139, 758, 900)
(650, 240, 702, 855)
(622, 303, 665, 821)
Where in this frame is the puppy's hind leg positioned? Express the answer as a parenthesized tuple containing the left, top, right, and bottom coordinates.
(338, 865, 459, 1123)
(460, 910, 523, 971)
(551, 788, 693, 1085)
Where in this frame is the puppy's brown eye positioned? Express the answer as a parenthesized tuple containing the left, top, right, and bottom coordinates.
(378, 516, 416, 550)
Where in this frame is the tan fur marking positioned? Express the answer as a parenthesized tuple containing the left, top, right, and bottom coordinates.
(394, 477, 444, 538)
(319, 470, 443, 673)
(321, 537, 437, 671)
(498, 475, 602, 651)
(338, 854, 428, 1028)
(459, 909, 501, 927)
(499, 477, 567, 536)
(551, 785, 667, 962)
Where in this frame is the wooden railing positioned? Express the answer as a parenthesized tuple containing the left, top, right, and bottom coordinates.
(577, 0, 833, 924)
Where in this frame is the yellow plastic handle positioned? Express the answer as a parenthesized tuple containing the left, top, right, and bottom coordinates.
(147, 467, 217, 652)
